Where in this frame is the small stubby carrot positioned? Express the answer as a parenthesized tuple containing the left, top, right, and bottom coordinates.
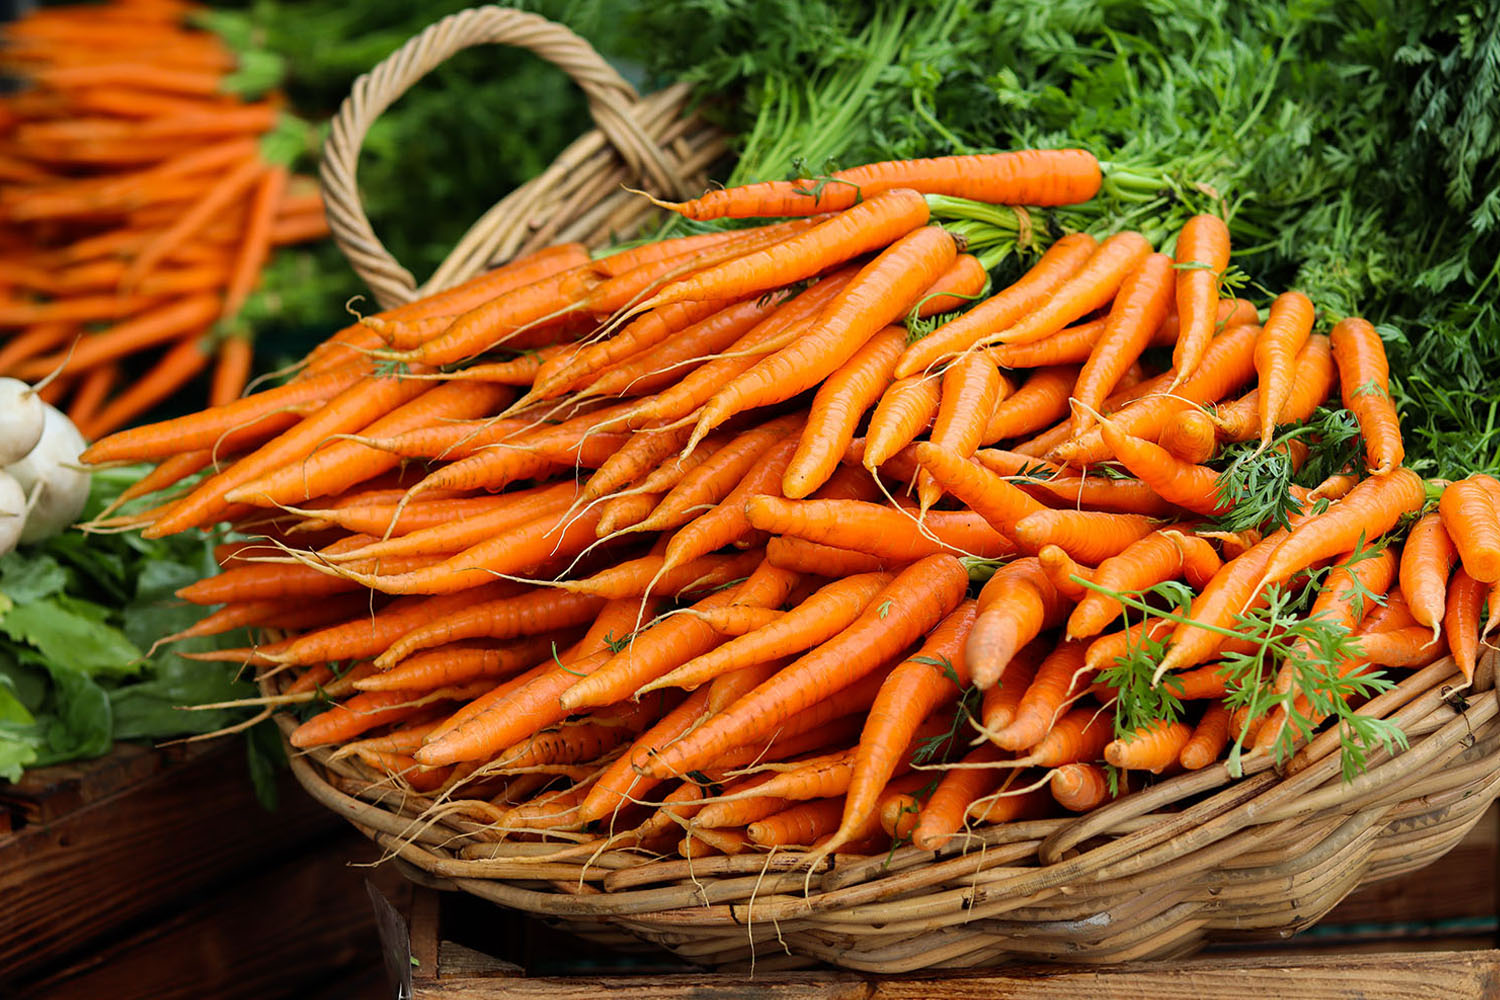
(1105, 719, 1192, 773)
(863, 374, 942, 469)
(1445, 568, 1486, 684)
(1354, 627, 1447, 668)
(968, 557, 1068, 690)
(1157, 408, 1218, 465)
(1329, 317, 1403, 475)
(1439, 476, 1500, 584)
(784, 326, 908, 497)
(1399, 511, 1459, 642)
(909, 742, 1007, 850)
(988, 232, 1153, 346)
(645, 555, 968, 779)
(980, 365, 1078, 445)
(914, 253, 991, 316)
(1251, 291, 1316, 448)
(917, 353, 1005, 511)
(1013, 508, 1158, 564)
(828, 600, 978, 851)
(910, 442, 1047, 539)
(1038, 545, 1094, 602)
(657, 150, 1101, 221)
(896, 233, 1098, 378)
(1050, 763, 1117, 812)
(1014, 705, 1114, 767)
(985, 639, 1091, 751)
(638, 572, 889, 695)
(1071, 252, 1176, 436)
(1068, 531, 1195, 640)
(745, 496, 1014, 562)
(1179, 703, 1233, 770)
(1169, 214, 1232, 386)
(979, 640, 1046, 734)
(1255, 468, 1426, 593)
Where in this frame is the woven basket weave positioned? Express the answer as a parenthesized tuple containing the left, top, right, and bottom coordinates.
(287, 6, 1500, 973)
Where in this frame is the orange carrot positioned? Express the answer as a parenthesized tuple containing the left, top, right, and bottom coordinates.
(1180, 703, 1233, 770)
(1157, 408, 1218, 465)
(1038, 545, 1094, 602)
(986, 639, 1091, 751)
(1446, 568, 1486, 683)
(1013, 508, 1158, 564)
(988, 232, 1153, 345)
(1400, 511, 1458, 642)
(1105, 719, 1192, 772)
(745, 496, 1014, 562)
(909, 742, 1007, 850)
(1439, 476, 1500, 584)
(1068, 531, 1193, 640)
(916, 353, 1005, 511)
(1169, 214, 1231, 385)
(1252, 291, 1316, 448)
(979, 640, 1046, 734)
(979, 365, 1078, 445)
(1071, 252, 1175, 435)
(1329, 317, 1403, 475)
(910, 442, 1047, 538)
(968, 557, 1068, 690)
(1050, 763, 1117, 812)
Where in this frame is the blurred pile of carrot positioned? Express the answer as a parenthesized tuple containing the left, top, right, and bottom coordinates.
(0, 0, 329, 438)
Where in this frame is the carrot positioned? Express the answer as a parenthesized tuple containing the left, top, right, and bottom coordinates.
(1154, 530, 1288, 680)
(658, 150, 1101, 221)
(356, 637, 563, 692)
(784, 326, 907, 497)
(1158, 408, 1218, 465)
(1071, 252, 1175, 435)
(498, 698, 664, 770)
(220, 163, 285, 324)
(985, 639, 1091, 751)
(1446, 568, 1486, 683)
(578, 687, 711, 825)
(206, 331, 254, 408)
(989, 297, 1255, 371)
(636, 413, 804, 533)
(1180, 703, 1233, 770)
(1250, 290, 1317, 448)
(559, 563, 799, 711)
(80, 334, 213, 439)
(1329, 317, 1403, 475)
(1169, 214, 1232, 385)
(910, 742, 1007, 850)
(122, 155, 264, 286)
(638, 573, 890, 695)
(1439, 476, 1500, 584)
(1050, 763, 1117, 812)
(973, 449, 1178, 517)
(1399, 511, 1459, 642)
(644, 555, 968, 779)
(1068, 531, 1194, 640)
(916, 353, 1005, 511)
(861, 374, 941, 470)
(1105, 719, 1192, 772)
(1353, 627, 1447, 668)
(660, 436, 799, 573)
(66, 361, 119, 431)
(1254, 469, 1426, 593)
(979, 365, 1078, 445)
(967, 557, 1068, 690)
(374, 590, 606, 669)
(746, 797, 846, 847)
(828, 600, 978, 850)
(979, 640, 1046, 734)
(16, 293, 220, 378)
(910, 443, 1047, 538)
(766, 538, 894, 576)
(912, 252, 990, 316)
(688, 606, 787, 638)
(988, 232, 1153, 345)
(745, 496, 1014, 562)
(560, 548, 765, 601)
(1013, 508, 1158, 564)
(896, 232, 1098, 377)
(1038, 545, 1094, 602)
(641, 188, 930, 312)
(289, 682, 491, 750)
(685, 225, 956, 451)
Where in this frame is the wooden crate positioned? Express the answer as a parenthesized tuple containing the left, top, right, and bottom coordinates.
(0, 739, 405, 999)
(387, 804, 1500, 999)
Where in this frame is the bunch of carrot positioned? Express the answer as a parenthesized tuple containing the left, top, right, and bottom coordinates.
(0, 0, 328, 438)
(79, 147, 1497, 863)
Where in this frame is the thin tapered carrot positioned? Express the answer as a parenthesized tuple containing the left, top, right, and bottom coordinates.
(910, 442, 1047, 538)
(290, 494, 527, 539)
(440, 345, 570, 386)
(1254, 469, 1426, 593)
(319, 483, 579, 562)
(1440, 476, 1500, 584)
(122, 155, 264, 287)
(685, 225, 956, 450)
(498, 698, 665, 771)
(1169, 214, 1232, 385)
(690, 606, 787, 638)
(1072, 252, 1176, 435)
(1155, 530, 1288, 680)
(692, 777, 794, 831)
(637, 414, 804, 532)
(1179, 703, 1233, 769)
(356, 637, 564, 692)
(897, 232, 1098, 377)
(657, 150, 1101, 221)
(0, 321, 75, 374)
(985, 639, 1091, 751)
(989, 298, 1256, 371)
(594, 492, 662, 537)
(980, 365, 1078, 445)
(225, 381, 514, 507)
(660, 435, 800, 573)
(1051, 323, 1261, 465)
(1105, 719, 1192, 772)
(917, 353, 1006, 511)
(1011, 705, 1114, 767)
(374, 590, 607, 669)
(863, 374, 942, 469)
(1400, 511, 1458, 642)
(914, 252, 990, 316)
(66, 361, 118, 431)
(561, 549, 765, 601)
(638, 573, 891, 696)
(1088, 407, 1229, 517)
(973, 448, 1178, 517)
(988, 232, 1153, 346)
(219, 163, 285, 324)
(143, 367, 436, 536)
(1068, 531, 1194, 639)
(1158, 408, 1217, 465)
(16, 293, 219, 378)
(289, 682, 492, 750)
(1329, 317, 1403, 475)
(579, 687, 712, 825)
(785, 326, 907, 498)
(1252, 291, 1316, 448)
(645, 556, 967, 779)
(977, 640, 1046, 735)
(745, 496, 1015, 561)
(208, 332, 253, 408)
(80, 333, 213, 439)
(156, 591, 379, 645)
(828, 600, 978, 851)
(909, 742, 1006, 849)
(640, 188, 930, 312)
(1038, 545, 1093, 601)
(1446, 568, 1486, 683)
(1013, 508, 1158, 564)
(968, 557, 1068, 690)
(559, 563, 799, 712)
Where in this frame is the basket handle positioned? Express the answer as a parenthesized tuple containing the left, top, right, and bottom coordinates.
(320, 6, 701, 309)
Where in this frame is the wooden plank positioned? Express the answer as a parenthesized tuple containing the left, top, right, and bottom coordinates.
(13, 829, 410, 1000)
(0, 738, 344, 984)
(0, 742, 179, 825)
(410, 950, 1500, 999)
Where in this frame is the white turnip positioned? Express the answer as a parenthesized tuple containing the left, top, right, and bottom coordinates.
(5, 404, 90, 544)
(0, 377, 47, 466)
(0, 470, 24, 556)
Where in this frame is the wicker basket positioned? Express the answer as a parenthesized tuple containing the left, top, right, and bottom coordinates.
(283, 6, 1500, 974)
